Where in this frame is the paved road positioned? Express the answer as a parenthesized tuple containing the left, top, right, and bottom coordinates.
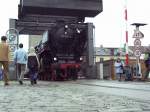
(0, 80, 150, 112)
(72, 80, 150, 101)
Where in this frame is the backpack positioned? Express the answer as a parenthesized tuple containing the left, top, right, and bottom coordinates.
(27, 56, 38, 70)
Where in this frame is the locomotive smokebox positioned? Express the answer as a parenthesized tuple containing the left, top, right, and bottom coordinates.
(19, 0, 103, 18)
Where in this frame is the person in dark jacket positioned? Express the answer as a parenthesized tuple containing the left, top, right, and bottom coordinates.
(144, 53, 150, 80)
(27, 47, 40, 85)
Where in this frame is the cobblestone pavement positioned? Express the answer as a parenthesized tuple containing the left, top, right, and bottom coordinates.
(0, 80, 150, 112)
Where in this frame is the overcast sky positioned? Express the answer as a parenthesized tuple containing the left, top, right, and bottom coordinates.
(0, 0, 150, 49)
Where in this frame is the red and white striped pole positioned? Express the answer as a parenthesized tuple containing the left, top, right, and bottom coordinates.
(124, 0, 129, 65)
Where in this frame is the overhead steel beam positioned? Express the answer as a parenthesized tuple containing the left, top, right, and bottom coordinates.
(19, 14, 82, 23)
(10, 19, 88, 35)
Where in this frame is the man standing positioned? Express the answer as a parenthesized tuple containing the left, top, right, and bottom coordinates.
(0, 36, 9, 86)
(14, 43, 27, 85)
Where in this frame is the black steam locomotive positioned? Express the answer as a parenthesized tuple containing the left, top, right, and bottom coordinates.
(35, 21, 88, 80)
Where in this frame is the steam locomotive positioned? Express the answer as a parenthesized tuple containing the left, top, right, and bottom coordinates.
(35, 21, 88, 80)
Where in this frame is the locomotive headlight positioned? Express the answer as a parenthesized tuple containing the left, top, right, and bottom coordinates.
(64, 25, 68, 35)
(65, 25, 68, 28)
(54, 57, 57, 61)
(76, 28, 81, 34)
(80, 57, 83, 61)
(64, 31, 68, 35)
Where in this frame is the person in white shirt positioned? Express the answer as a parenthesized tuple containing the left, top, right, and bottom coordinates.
(14, 43, 28, 85)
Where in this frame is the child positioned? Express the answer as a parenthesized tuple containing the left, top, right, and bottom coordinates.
(27, 47, 40, 85)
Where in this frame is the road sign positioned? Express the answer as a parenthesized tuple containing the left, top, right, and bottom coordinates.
(134, 39, 141, 48)
(134, 49, 141, 57)
(9, 45, 16, 52)
(132, 30, 144, 38)
(6, 28, 19, 44)
(9, 45, 17, 61)
(133, 29, 143, 58)
(9, 34, 16, 42)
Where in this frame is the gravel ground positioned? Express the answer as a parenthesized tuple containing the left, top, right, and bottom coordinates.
(0, 81, 150, 112)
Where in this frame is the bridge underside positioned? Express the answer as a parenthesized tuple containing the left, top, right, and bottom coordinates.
(12, 0, 103, 35)
(18, 0, 103, 18)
